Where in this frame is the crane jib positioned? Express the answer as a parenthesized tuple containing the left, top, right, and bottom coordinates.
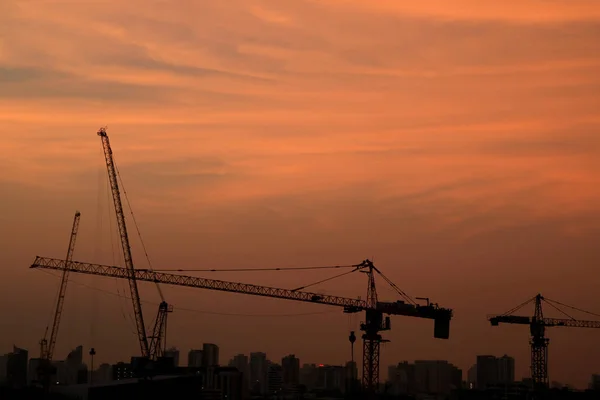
(30, 256, 452, 330)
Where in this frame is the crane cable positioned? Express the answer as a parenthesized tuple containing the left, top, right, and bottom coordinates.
(543, 297, 600, 319)
(500, 295, 537, 316)
(372, 268, 416, 305)
(114, 162, 164, 302)
(292, 267, 360, 291)
(106, 162, 137, 336)
(542, 300, 575, 320)
(152, 265, 359, 273)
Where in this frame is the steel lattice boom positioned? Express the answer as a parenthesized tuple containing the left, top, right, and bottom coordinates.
(489, 315, 600, 329)
(31, 257, 452, 321)
(97, 127, 149, 358)
(41, 211, 81, 362)
(31, 257, 366, 310)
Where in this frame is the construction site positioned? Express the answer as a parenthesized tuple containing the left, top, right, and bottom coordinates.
(0, 128, 593, 400)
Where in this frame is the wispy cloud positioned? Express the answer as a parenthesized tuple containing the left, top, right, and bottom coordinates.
(1, 0, 600, 384)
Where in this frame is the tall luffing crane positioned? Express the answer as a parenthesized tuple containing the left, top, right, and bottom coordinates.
(37, 211, 81, 388)
(39, 211, 81, 361)
(489, 293, 600, 390)
(30, 256, 453, 394)
(97, 127, 171, 361)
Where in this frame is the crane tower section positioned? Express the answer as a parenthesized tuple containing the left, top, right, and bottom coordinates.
(40, 211, 81, 362)
(97, 127, 149, 357)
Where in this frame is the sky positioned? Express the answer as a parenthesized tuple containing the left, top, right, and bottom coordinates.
(1, 0, 600, 389)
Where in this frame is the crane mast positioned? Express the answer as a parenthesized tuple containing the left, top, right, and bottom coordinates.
(97, 127, 149, 357)
(489, 293, 600, 392)
(40, 211, 81, 362)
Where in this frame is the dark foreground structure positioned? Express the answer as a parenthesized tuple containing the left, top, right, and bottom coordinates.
(449, 388, 600, 400)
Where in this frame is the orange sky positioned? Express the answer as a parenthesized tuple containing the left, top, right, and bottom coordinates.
(1, 0, 600, 388)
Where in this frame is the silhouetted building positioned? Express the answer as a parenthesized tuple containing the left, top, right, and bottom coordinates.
(300, 363, 318, 390)
(414, 360, 461, 395)
(476, 355, 515, 389)
(282, 354, 300, 393)
(476, 355, 498, 389)
(345, 361, 359, 394)
(268, 363, 283, 395)
(92, 363, 112, 384)
(112, 362, 134, 381)
(497, 355, 515, 384)
(250, 352, 268, 395)
(27, 358, 43, 385)
(3, 346, 28, 388)
(57, 345, 87, 385)
(215, 366, 246, 400)
(54, 374, 204, 400)
(590, 374, 600, 390)
(164, 347, 180, 367)
(229, 354, 249, 389)
(388, 361, 416, 395)
(188, 349, 203, 368)
(316, 364, 344, 392)
(203, 343, 219, 367)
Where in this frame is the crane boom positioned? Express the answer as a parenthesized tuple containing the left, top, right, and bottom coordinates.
(30, 256, 452, 323)
(40, 211, 81, 361)
(490, 315, 600, 329)
(97, 127, 149, 357)
(31, 257, 365, 309)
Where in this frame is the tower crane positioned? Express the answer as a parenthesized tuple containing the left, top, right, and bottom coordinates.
(97, 127, 171, 361)
(37, 211, 81, 388)
(30, 256, 453, 394)
(489, 293, 600, 390)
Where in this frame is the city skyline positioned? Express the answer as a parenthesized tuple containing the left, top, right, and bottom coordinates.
(4, 339, 598, 392)
(0, 337, 583, 389)
(2, 0, 600, 393)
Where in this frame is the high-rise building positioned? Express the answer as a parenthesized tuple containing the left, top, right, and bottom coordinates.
(215, 367, 246, 400)
(249, 352, 268, 395)
(59, 345, 86, 385)
(476, 355, 498, 389)
(316, 365, 344, 392)
(112, 362, 134, 381)
(299, 363, 318, 390)
(589, 374, 600, 391)
(388, 361, 416, 395)
(4, 346, 28, 388)
(497, 355, 515, 384)
(188, 349, 203, 367)
(92, 363, 113, 384)
(66, 345, 83, 365)
(268, 363, 283, 395)
(413, 360, 461, 395)
(281, 354, 300, 388)
(345, 361, 359, 393)
(229, 354, 249, 389)
(164, 347, 180, 367)
(476, 355, 515, 389)
(203, 343, 219, 367)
